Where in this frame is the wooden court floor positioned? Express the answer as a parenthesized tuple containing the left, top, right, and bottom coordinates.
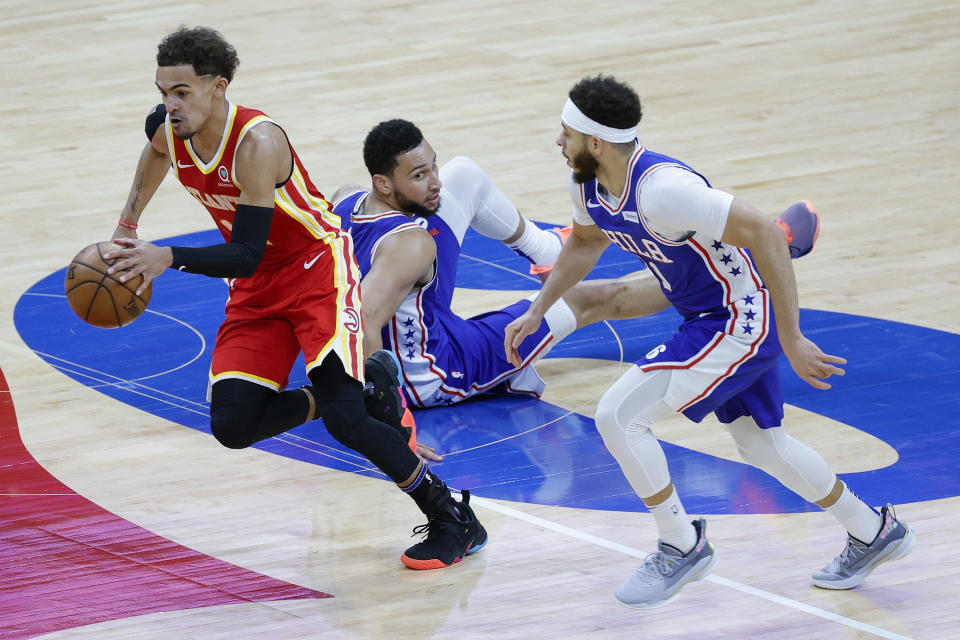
(1, 1, 958, 638)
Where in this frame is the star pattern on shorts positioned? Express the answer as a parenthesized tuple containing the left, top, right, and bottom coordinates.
(740, 294, 759, 336)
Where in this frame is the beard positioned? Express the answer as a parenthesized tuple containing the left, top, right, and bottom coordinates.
(570, 147, 600, 184)
(396, 192, 440, 218)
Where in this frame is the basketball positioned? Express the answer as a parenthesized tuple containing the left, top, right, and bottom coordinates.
(64, 241, 153, 328)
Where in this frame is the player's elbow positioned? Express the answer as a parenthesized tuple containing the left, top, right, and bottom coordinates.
(231, 242, 265, 277)
(233, 257, 261, 278)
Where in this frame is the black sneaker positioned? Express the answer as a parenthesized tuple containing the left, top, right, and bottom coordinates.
(363, 349, 408, 436)
(401, 490, 488, 570)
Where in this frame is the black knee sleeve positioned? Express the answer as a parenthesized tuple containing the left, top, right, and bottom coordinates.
(317, 397, 369, 450)
(209, 379, 272, 449)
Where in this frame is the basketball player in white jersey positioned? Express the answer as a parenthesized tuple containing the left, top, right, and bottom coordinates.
(506, 75, 913, 608)
(335, 119, 820, 464)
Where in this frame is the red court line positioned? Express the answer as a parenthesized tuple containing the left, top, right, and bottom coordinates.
(0, 368, 330, 639)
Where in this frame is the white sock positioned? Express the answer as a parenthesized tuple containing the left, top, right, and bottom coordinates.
(506, 219, 563, 266)
(648, 486, 697, 554)
(824, 484, 882, 543)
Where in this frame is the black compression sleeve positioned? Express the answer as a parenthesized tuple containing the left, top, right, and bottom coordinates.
(145, 104, 166, 141)
(170, 204, 273, 278)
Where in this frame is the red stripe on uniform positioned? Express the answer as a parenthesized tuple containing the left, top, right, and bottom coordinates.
(640, 331, 726, 372)
(736, 246, 764, 290)
(690, 238, 735, 310)
(339, 235, 364, 379)
(675, 289, 771, 412)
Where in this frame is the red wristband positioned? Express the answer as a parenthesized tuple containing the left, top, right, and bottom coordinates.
(118, 219, 139, 229)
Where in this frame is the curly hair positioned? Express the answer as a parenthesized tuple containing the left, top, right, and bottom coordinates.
(363, 119, 424, 176)
(157, 26, 239, 82)
(568, 74, 642, 129)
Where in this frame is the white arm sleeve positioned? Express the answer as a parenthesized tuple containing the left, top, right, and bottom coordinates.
(569, 177, 595, 226)
(638, 166, 734, 240)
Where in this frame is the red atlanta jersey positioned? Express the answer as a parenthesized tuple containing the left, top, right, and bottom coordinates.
(164, 102, 344, 271)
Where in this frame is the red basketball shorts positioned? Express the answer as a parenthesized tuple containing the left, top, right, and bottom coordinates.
(209, 242, 364, 393)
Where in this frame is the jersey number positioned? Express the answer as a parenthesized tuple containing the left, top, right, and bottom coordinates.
(646, 261, 672, 291)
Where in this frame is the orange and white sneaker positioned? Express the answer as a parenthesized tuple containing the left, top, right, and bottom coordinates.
(775, 200, 820, 259)
(529, 225, 573, 277)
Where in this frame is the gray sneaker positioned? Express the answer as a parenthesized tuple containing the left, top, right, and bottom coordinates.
(615, 518, 718, 609)
(812, 504, 915, 590)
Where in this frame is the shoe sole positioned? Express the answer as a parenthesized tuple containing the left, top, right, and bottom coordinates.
(369, 350, 402, 385)
(400, 527, 488, 570)
(401, 407, 418, 455)
(400, 553, 466, 570)
(614, 544, 718, 609)
(467, 526, 488, 555)
(528, 226, 572, 276)
(812, 526, 916, 590)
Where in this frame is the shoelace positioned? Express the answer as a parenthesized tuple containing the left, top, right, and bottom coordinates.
(835, 536, 869, 567)
(634, 550, 680, 583)
(411, 509, 465, 540)
(411, 515, 443, 540)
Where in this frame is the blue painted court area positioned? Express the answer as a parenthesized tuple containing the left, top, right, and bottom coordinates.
(15, 227, 960, 513)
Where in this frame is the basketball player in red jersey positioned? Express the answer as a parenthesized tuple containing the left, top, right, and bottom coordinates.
(103, 26, 486, 570)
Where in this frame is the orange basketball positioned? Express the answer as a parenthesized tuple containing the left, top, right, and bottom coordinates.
(64, 241, 153, 328)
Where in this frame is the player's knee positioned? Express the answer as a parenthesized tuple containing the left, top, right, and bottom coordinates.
(727, 420, 785, 469)
(443, 155, 482, 179)
(317, 399, 364, 450)
(209, 413, 257, 450)
(594, 391, 627, 443)
(441, 156, 488, 194)
(208, 379, 267, 450)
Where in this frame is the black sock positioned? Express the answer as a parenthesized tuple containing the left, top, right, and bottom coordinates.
(404, 467, 458, 516)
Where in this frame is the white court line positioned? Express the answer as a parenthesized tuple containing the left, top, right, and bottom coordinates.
(24, 274, 913, 638)
(25, 293, 208, 384)
(42, 359, 371, 470)
(466, 495, 914, 640)
(459, 254, 542, 285)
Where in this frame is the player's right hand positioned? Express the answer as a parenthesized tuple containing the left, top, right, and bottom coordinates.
(104, 238, 172, 296)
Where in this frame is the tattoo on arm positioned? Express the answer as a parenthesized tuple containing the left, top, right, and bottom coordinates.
(128, 169, 144, 215)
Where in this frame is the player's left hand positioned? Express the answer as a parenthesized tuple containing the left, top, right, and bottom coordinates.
(781, 334, 847, 389)
(104, 237, 172, 296)
(504, 310, 544, 368)
(112, 225, 138, 242)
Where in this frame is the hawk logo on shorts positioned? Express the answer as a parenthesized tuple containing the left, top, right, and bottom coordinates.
(342, 307, 361, 333)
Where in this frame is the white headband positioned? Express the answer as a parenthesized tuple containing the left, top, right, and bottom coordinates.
(561, 98, 637, 143)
